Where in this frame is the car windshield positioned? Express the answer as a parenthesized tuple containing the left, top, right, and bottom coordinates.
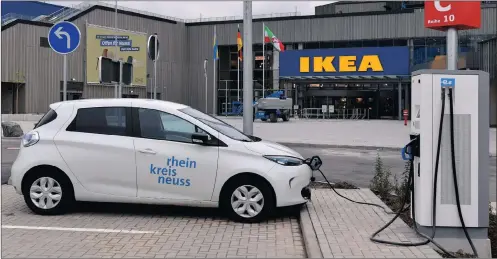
(179, 107, 253, 142)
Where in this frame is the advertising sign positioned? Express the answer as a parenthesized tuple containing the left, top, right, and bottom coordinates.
(86, 24, 147, 86)
(279, 47, 409, 78)
(424, 1, 481, 30)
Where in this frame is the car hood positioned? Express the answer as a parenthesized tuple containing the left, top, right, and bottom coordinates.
(243, 140, 304, 159)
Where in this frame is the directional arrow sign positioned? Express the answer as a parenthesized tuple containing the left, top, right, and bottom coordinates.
(48, 21, 81, 55)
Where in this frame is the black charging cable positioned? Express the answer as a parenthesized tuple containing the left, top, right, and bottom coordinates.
(447, 87, 479, 257)
(312, 87, 475, 257)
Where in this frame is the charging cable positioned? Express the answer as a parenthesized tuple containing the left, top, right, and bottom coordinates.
(312, 87, 478, 257)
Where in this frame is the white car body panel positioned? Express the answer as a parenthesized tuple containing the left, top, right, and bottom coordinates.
(10, 99, 311, 210)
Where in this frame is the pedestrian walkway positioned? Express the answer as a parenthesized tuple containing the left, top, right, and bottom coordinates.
(300, 188, 441, 258)
(217, 117, 497, 156)
(5, 116, 497, 156)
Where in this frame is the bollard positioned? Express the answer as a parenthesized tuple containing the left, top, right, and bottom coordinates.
(403, 109, 408, 126)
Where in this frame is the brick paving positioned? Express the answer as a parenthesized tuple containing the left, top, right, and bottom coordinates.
(305, 188, 441, 258)
(1, 186, 305, 258)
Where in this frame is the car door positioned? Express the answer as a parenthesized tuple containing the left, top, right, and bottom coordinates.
(133, 107, 219, 201)
(54, 103, 137, 197)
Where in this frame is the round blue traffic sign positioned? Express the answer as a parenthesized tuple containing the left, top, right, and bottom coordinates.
(48, 21, 81, 55)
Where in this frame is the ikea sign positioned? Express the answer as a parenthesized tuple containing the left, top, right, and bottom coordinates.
(279, 47, 410, 77)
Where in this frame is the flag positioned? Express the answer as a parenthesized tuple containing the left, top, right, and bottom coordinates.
(213, 30, 219, 60)
(264, 25, 284, 52)
(237, 26, 243, 61)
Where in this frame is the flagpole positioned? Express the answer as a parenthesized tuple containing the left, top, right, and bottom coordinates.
(237, 24, 240, 102)
(262, 22, 265, 98)
(213, 25, 217, 115)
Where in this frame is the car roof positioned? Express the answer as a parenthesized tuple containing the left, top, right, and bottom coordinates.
(50, 98, 190, 111)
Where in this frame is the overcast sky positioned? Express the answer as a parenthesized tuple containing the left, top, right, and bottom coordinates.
(48, 1, 334, 19)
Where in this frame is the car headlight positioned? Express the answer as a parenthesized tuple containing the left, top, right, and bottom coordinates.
(263, 155, 303, 166)
(22, 131, 39, 147)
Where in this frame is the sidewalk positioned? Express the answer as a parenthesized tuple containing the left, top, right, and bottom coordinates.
(300, 188, 441, 258)
(5, 116, 496, 156)
(217, 117, 497, 156)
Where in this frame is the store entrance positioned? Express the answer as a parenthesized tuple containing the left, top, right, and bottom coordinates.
(295, 80, 410, 120)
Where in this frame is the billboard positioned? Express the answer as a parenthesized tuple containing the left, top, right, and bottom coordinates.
(279, 47, 410, 77)
(86, 24, 147, 86)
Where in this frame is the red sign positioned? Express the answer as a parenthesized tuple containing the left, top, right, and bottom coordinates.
(424, 1, 481, 31)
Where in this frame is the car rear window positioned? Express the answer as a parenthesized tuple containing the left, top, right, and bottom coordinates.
(34, 109, 57, 129)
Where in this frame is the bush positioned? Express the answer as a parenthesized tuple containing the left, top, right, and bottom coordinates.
(489, 206, 496, 258)
(370, 153, 394, 200)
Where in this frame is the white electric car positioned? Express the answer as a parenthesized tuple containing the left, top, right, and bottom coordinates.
(11, 99, 319, 222)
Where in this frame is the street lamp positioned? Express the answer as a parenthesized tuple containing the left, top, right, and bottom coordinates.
(204, 59, 208, 113)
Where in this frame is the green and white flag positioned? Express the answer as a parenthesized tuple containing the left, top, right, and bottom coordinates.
(263, 25, 285, 52)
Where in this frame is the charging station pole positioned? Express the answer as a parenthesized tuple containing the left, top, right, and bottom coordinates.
(446, 28, 458, 71)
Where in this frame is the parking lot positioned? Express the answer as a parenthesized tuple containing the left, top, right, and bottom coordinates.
(2, 186, 305, 258)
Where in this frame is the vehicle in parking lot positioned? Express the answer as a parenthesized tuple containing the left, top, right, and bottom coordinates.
(11, 99, 315, 222)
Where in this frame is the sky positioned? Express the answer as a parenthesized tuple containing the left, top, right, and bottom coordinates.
(48, 1, 335, 20)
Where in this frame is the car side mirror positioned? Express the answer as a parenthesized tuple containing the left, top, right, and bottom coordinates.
(306, 156, 323, 171)
(191, 133, 211, 145)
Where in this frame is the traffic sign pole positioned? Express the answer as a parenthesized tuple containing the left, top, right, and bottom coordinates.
(48, 21, 81, 102)
(63, 55, 67, 101)
(154, 35, 157, 99)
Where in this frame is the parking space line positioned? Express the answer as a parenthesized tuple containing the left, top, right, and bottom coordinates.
(2, 225, 159, 234)
(5, 147, 20, 150)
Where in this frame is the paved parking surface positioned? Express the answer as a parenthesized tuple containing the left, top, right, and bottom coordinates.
(1, 186, 305, 258)
(304, 189, 441, 258)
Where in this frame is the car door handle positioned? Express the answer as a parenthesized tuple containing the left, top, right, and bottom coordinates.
(138, 148, 157, 155)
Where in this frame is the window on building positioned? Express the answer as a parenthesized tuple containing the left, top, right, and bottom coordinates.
(362, 40, 378, 47)
(303, 42, 320, 49)
(320, 41, 334, 49)
(393, 39, 408, 46)
(67, 107, 128, 136)
(39, 37, 49, 48)
(378, 39, 394, 47)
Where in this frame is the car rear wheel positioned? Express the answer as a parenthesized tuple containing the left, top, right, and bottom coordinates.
(221, 178, 275, 223)
(23, 172, 74, 215)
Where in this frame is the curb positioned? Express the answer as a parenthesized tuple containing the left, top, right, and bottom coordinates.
(298, 204, 323, 258)
(278, 142, 401, 152)
(278, 142, 497, 157)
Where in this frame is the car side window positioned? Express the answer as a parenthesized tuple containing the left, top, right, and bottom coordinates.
(67, 107, 128, 136)
(138, 108, 206, 143)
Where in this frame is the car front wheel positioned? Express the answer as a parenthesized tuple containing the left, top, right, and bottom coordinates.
(221, 177, 275, 223)
(23, 172, 74, 215)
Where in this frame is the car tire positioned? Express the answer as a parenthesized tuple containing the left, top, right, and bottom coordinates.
(22, 171, 74, 215)
(282, 114, 289, 121)
(269, 113, 277, 123)
(221, 176, 276, 223)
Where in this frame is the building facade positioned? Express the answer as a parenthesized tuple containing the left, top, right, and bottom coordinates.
(1, 1, 496, 124)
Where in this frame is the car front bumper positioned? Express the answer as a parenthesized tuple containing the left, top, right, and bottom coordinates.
(269, 164, 313, 207)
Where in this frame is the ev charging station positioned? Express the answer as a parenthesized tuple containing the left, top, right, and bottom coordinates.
(408, 1, 490, 257)
(410, 70, 490, 257)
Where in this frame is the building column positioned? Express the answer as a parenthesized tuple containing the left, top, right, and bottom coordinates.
(408, 39, 414, 70)
(398, 80, 402, 120)
(272, 50, 279, 90)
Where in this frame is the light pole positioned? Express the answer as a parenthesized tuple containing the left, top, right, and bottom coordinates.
(242, 0, 253, 135)
(204, 59, 208, 113)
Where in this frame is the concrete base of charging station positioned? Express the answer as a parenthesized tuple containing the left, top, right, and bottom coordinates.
(417, 225, 492, 258)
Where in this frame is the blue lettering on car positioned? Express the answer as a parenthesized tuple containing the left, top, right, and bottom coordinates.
(150, 156, 195, 187)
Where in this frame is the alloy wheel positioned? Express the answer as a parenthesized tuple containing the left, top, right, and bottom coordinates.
(29, 177, 62, 210)
(230, 185, 264, 218)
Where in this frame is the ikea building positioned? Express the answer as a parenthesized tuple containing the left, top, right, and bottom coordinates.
(1, 1, 496, 125)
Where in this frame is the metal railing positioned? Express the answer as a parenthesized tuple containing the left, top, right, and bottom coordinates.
(1, 13, 36, 26)
(184, 11, 301, 23)
(300, 108, 370, 120)
(1, 2, 303, 26)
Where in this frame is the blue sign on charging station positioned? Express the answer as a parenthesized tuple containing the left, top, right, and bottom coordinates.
(441, 78, 456, 88)
(48, 21, 81, 55)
